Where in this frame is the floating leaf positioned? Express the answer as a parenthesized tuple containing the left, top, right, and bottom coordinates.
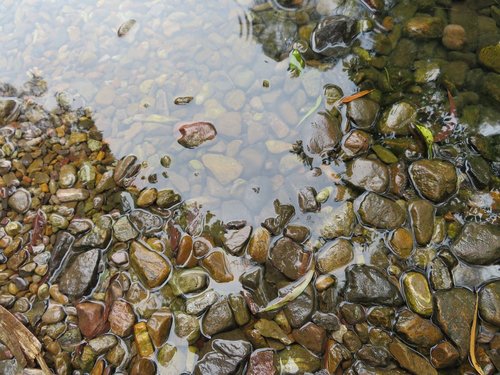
(340, 89, 374, 104)
(470, 292, 485, 375)
(289, 48, 305, 75)
(259, 264, 315, 313)
(297, 95, 322, 127)
(117, 19, 136, 37)
(174, 96, 193, 105)
(434, 89, 458, 142)
(414, 123, 434, 159)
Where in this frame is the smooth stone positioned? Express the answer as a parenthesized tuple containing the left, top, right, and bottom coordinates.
(136, 188, 157, 207)
(466, 155, 491, 188)
(434, 288, 475, 359)
(8, 189, 31, 213)
(130, 241, 170, 288)
(58, 249, 99, 298)
(284, 225, 310, 243)
(186, 289, 220, 315)
(344, 264, 403, 306)
(311, 311, 340, 331)
(174, 313, 200, 344)
(76, 302, 106, 339)
(129, 210, 163, 235)
(316, 238, 353, 274)
(389, 339, 437, 375)
(177, 122, 217, 148)
(228, 294, 250, 326)
(342, 330, 362, 352)
(408, 199, 434, 246)
(170, 268, 208, 296)
(41, 305, 66, 324)
(319, 202, 355, 240)
(341, 130, 372, 158)
(56, 188, 89, 202)
(202, 154, 243, 185)
(109, 300, 135, 337)
(430, 341, 460, 369)
(377, 102, 416, 135)
(88, 335, 117, 355)
(442, 24, 467, 50)
(59, 164, 77, 188)
(409, 160, 457, 203)
(194, 339, 251, 375)
(429, 257, 453, 290)
(156, 189, 181, 208)
(284, 284, 315, 328)
(451, 222, 500, 265)
(394, 309, 443, 348)
(74, 218, 112, 249)
(292, 322, 326, 354)
(130, 358, 156, 375)
(479, 44, 500, 73)
(270, 237, 311, 280)
(247, 227, 271, 263)
(389, 228, 413, 259)
(224, 225, 252, 255)
(311, 15, 358, 56)
(255, 319, 293, 345)
(147, 307, 172, 347)
(401, 271, 433, 316)
(345, 158, 389, 193)
(367, 306, 395, 329)
(346, 98, 379, 129)
(307, 113, 342, 155)
(357, 345, 391, 368)
(202, 250, 233, 283)
(479, 280, 500, 326)
(113, 216, 138, 242)
(157, 344, 176, 367)
(278, 344, 321, 374)
(340, 303, 365, 325)
(358, 193, 406, 230)
(298, 186, 319, 213)
(202, 299, 235, 337)
(405, 16, 444, 39)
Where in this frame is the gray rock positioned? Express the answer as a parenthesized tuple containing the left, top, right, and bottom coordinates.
(88, 334, 117, 355)
(58, 249, 100, 298)
(284, 284, 315, 328)
(194, 339, 251, 375)
(319, 202, 355, 239)
(479, 280, 500, 326)
(345, 158, 389, 193)
(409, 160, 457, 203)
(298, 186, 320, 213)
(129, 209, 163, 235)
(224, 225, 252, 255)
(451, 222, 500, 265)
(358, 193, 406, 230)
(113, 216, 138, 242)
(202, 299, 236, 337)
(408, 199, 435, 246)
(8, 189, 31, 213)
(307, 113, 342, 155)
(74, 217, 112, 249)
(429, 257, 453, 290)
(186, 289, 220, 315)
(316, 239, 353, 274)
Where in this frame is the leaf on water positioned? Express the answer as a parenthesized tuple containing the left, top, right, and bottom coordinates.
(289, 48, 305, 75)
(434, 89, 458, 142)
(470, 292, 486, 375)
(340, 89, 374, 104)
(174, 96, 194, 105)
(258, 264, 315, 313)
(414, 123, 434, 159)
(117, 19, 136, 37)
(297, 95, 322, 127)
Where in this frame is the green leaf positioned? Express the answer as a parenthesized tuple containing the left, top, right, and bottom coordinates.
(297, 95, 322, 127)
(258, 264, 315, 313)
(415, 123, 434, 159)
(289, 48, 305, 75)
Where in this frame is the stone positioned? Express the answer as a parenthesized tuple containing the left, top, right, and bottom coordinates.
(130, 241, 170, 288)
(405, 16, 444, 39)
(284, 225, 310, 243)
(174, 313, 200, 343)
(202, 154, 243, 185)
(88, 335, 117, 355)
(7, 189, 31, 213)
(344, 265, 403, 306)
(202, 250, 233, 283)
(429, 257, 453, 290)
(340, 303, 365, 325)
(278, 344, 321, 374)
(409, 160, 457, 203)
(307, 113, 342, 155)
(358, 193, 406, 230)
(76, 302, 106, 338)
(479, 44, 500, 73)
(170, 268, 208, 296)
(345, 158, 389, 193)
(270, 237, 311, 280)
(479, 280, 500, 326)
(298, 186, 319, 212)
(377, 102, 416, 135)
(247, 227, 271, 263)
(342, 130, 372, 158)
(156, 189, 181, 208)
(346, 98, 379, 129)
(319, 202, 355, 239)
(343, 330, 362, 352)
(292, 322, 326, 354)
(41, 305, 66, 324)
(186, 289, 220, 315)
(430, 341, 460, 369)
(316, 238, 353, 274)
(434, 288, 475, 359)
(466, 155, 491, 188)
(58, 249, 100, 298)
(224, 225, 252, 255)
(255, 319, 293, 345)
(228, 294, 250, 326)
(408, 199, 434, 246)
(56, 188, 89, 202)
(157, 344, 176, 367)
(136, 188, 157, 207)
(113, 216, 138, 242)
(394, 309, 443, 348)
(367, 306, 395, 329)
(247, 350, 277, 375)
(324, 340, 344, 374)
(202, 299, 235, 337)
(442, 24, 467, 50)
(194, 339, 251, 375)
(147, 307, 172, 347)
(74, 218, 112, 249)
(401, 271, 433, 317)
(284, 284, 315, 328)
(177, 122, 217, 148)
(312, 311, 340, 331)
(129, 210, 163, 235)
(109, 300, 135, 337)
(357, 345, 391, 367)
(389, 228, 413, 259)
(451, 223, 500, 265)
(389, 339, 438, 375)
(311, 15, 358, 56)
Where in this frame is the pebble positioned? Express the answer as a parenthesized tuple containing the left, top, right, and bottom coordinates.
(7, 189, 31, 213)
(401, 271, 433, 316)
(130, 241, 171, 288)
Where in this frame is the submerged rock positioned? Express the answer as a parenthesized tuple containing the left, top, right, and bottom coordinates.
(408, 199, 434, 246)
(401, 272, 433, 316)
(130, 241, 171, 288)
(405, 16, 444, 39)
(377, 102, 415, 135)
(58, 249, 100, 298)
(270, 237, 311, 280)
(177, 122, 217, 148)
(307, 113, 342, 155)
(194, 339, 251, 375)
(409, 160, 457, 203)
(202, 154, 243, 185)
(358, 193, 406, 230)
(316, 239, 353, 274)
(319, 202, 355, 239)
(202, 299, 235, 337)
(394, 309, 443, 348)
(311, 15, 358, 56)
(278, 344, 321, 374)
(479, 280, 500, 326)
(346, 98, 379, 129)
(8, 189, 31, 213)
(345, 158, 389, 193)
(389, 339, 438, 375)
(451, 222, 500, 265)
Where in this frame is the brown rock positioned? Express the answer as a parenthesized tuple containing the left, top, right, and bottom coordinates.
(76, 302, 107, 339)
(442, 24, 466, 50)
(176, 235, 196, 268)
(109, 300, 135, 337)
(247, 227, 271, 263)
(270, 237, 311, 280)
(394, 309, 443, 348)
(177, 122, 217, 148)
(147, 307, 172, 347)
(202, 250, 233, 282)
(409, 199, 435, 246)
(130, 241, 171, 288)
(130, 358, 156, 375)
(430, 341, 460, 369)
(389, 228, 413, 259)
(389, 339, 437, 375)
(409, 160, 457, 203)
(247, 350, 277, 375)
(292, 322, 326, 354)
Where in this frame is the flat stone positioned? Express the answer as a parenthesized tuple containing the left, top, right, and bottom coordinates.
(76, 302, 106, 339)
(113, 216, 138, 242)
(430, 341, 460, 369)
(345, 158, 389, 193)
(136, 188, 157, 207)
(202, 299, 235, 337)
(202, 250, 234, 283)
(319, 202, 355, 239)
(178, 122, 217, 148)
(358, 193, 406, 230)
(147, 307, 172, 347)
(56, 188, 89, 202)
(389, 339, 437, 375)
(186, 289, 220, 315)
(255, 319, 293, 345)
(389, 228, 413, 259)
(224, 225, 252, 255)
(451, 222, 500, 265)
(88, 335, 117, 355)
(316, 238, 353, 274)
(8, 189, 31, 213)
(130, 241, 170, 288)
(278, 344, 321, 374)
(284, 225, 310, 243)
(408, 199, 434, 246)
(270, 237, 311, 280)
(247, 350, 277, 375)
(156, 189, 181, 208)
(202, 154, 243, 185)
(58, 249, 100, 298)
(109, 300, 135, 337)
(357, 345, 391, 367)
(284, 284, 315, 328)
(292, 322, 326, 354)
(401, 271, 433, 317)
(405, 16, 444, 39)
(307, 113, 342, 155)
(394, 309, 443, 348)
(409, 160, 457, 203)
(429, 257, 453, 290)
(377, 102, 416, 135)
(247, 227, 271, 263)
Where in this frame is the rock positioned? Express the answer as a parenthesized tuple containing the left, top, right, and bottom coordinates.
(247, 350, 277, 375)
(263, 199, 295, 236)
(130, 241, 171, 288)
(357, 345, 392, 367)
(109, 300, 135, 337)
(479, 44, 500, 73)
(186, 289, 220, 315)
(377, 102, 416, 135)
(56, 188, 89, 202)
(405, 16, 444, 39)
(202, 154, 243, 185)
(170, 268, 208, 296)
(137, 188, 157, 207)
(319, 202, 355, 239)
(343, 330, 362, 352)
(58, 249, 100, 298)
(409, 160, 457, 203)
(228, 294, 250, 326)
(8, 189, 31, 213)
(401, 271, 433, 317)
(247, 227, 271, 263)
(284, 284, 315, 328)
(298, 186, 319, 212)
(156, 189, 181, 208)
(342, 130, 372, 158)
(157, 344, 176, 367)
(316, 239, 353, 274)
(312, 311, 340, 331)
(74, 218, 112, 249)
(311, 15, 358, 56)
(270, 237, 311, 280)
(345, 158, 389, 193)
(394, 309, 443, 348)
(41, 305, 66, 324)
(129, 210, 163, 235)
(284, 225, 310, 243)
(194, 339, 251, 375)
(113, 155, 140, 187)
(255, 319, 292, 345)
(340, 303, 365, 325)
(202, 299, 235, 337)
(389, 228, 413, 259)
(324, 340, 344, 374)
(0, 99, 20, 125)
(451, 223, 500, 265)
(147, 307, 172, 347)
(177, 122, 217, 148)
(307, 113, 342, 155)
(430, 341, 460, 369)
(224, 225, 252, 255)
(389, 339, 438, 375)
(88, 335, 117, 355)
(372, 144, 398, 164)
(358, 193, 406, 230)
(466, 155, 491, 188)
(346, 98, 379, 129)
(174, 313, 200, 343)
(202, 250, 233, 283)
(113, 216, 138, 242)
(344, 265, 403, 306)
(434, 288, 475, 359)
(408, 199, 434, 246)
(479, 280, 500, 326)
(367, 306, 395, 329)
(130, 358, 155, 375)
(442, 24, 467, 50)
(76, 302, 106, 338)
(292, 322, 326, 354)
(429, 257, 453, 290)
(278, 344, 321, 374)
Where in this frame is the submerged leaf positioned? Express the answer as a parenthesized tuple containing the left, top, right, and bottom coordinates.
(259, 264, 315, 313)
(297, 95, 322, 127)
(117, 19, 136, 37)
(470, 292, 485, 375)
(340, 89, 374, 104)
(414, 123, 434, 159)
(289, 48, 305, 75)
(434, 89, 458, 142)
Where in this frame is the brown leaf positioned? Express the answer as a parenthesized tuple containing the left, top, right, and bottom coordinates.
(340, 89, 374, 104)
(30, 209, 46, 251)
(470, 292, 485, 375)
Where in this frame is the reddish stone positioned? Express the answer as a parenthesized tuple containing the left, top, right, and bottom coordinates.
(292, 322, 326, 354)
(247, 350, 277, 375)
(76, 302, 107, 339)
(108, 300, 135, 337)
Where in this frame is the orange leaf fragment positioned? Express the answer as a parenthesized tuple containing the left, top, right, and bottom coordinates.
(340, 89, 374, 104)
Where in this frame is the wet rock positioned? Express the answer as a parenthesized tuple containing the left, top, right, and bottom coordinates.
(298, 186, 319, 212)
(136, 188, 157, 208)
(41, 305, 66, 324)
(343, 330, 362, 352)
(344, 265, 403, 306)
(429, 257, 453, 290)
(202, 250, 233, 282)
(76, 302, 106, 338)
(156, 189, 181, 208)
(377, 102, 416, 135)
(147, 307, 172, 347)
(109, 300, 135, 337)
(479, 44, 500, 73)
(389, 228, 413, 259)
(202, 299, 235, 337)
(409, 160, 457, 203)
(367, 306, 395, 329)
(358, 193, 406, 230)
(177, 122, 217, 148)
(311, 15, 358, 56)
(408, 199, 434, 246)
(129, 210, 163, 235)
(389, 339, 437, 375)
(247, 350, 277, 375)
(394, 309, 443, 348)
(451, 222, 500, 265)
(292, 322, 326, 354)
(307, 113, 342, 155)
(7, 189, 31, 213)
(345, 158, 389, 193)
(278, 344, 321, 374)
(270, 237, 311, 280)
(58, 249, 99, 298)
(130, 358, 155, 375)
(175, 313, 200, 343)
(263, 199, 295, 236)
(316, 238, 353, 274)
(194, 339, 251, 375)
(346, 98, 379, 129)
(324, 340, 345, 374)
(255, 319, 292, 345)
(342, 130, 372, 158)
(466, 155, 491, 188)
(284, 225, 310, 243)
(312, 311, 340, 331)
(113, 155, 140, 187)
(56, 188, 89, 202)
(170, 268, 208, 296)
(202, 154, 243, 185)
(430, 341, 460, 369)
(0, 99, 20, 125)
(340, 303, 365, 325)
(284, 284, 315, 328)
(319, 202, 355, 239)
(401, 271, 433, 317)
(74, 217, 112, 249)
(88, 335, 117, 355)
(247, 227, 271, 263)
(405, 16, 444, 39)
(434, 288, 475, 359)
(130, 240, 170, 288)
(228, 294, 250, 326)
(479, 280, 500, 326)
(357, 345, 391, 367)
(186, 289, 220, 315)
(113, 216, 138, 242)
(442, 24, 467, 50)
(224, 225, 252, 255)
(157, 344, 176, 367)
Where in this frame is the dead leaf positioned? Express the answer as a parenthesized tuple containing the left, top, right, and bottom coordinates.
(434, 89, 458, 142)
(340, 89, 374, 104)
(117, 19, 136, 37)
(470, 292, 485, 375)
